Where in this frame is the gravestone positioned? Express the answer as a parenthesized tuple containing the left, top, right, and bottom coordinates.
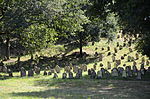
(136, 71, 141, 80)
(135, 53, 139, 60)
(62, 72, 67, 79)
(121, 56, 124, 60)
(132, 65, 138, 76)
(28, 69, 34, 77)
(107, 46, 110, 51)
(107, 52, 111, 56)
(140, 68, 145, 75)
(122, 70, 127, 78)
(68, 72, 74, 79)
(48, 71, 52, 75)
(146, 60, 149, 66)
(101, 68, 106, 76)
(2, 66, 7, 73)
(20, 67, 26, 77)
(97, 70, 102, 79)
(123, 64, 126, 67)
(112, 56, 115, 62)
(50, 69, 55, 73)
(0, 66, 3, 72)
(118, 67, 124, 76)
(111, 68, 118, 77)
(116, 60, 121, 66)
(78, 69, 82, 77)
(93, 63, 97, 70)
(75, 72, 80, 79)
(99, 63, 103, 67)
(55, 65, 61, 73)
(65, 66, 71, 73)
(129, 48, 133, 52)
(34, 67, 40, 75)
(83, 65, 87, 72)
(141, 57, 145, 64)
(53, 73, 58, 78)
(43, 71, 47, 76)
(94, 52, 98, 57)
(127, 56, 131, 62)
(101, 47, 104, 51)
(73, 66, 78, 73)
(114, 48, 117, 53)
(117, 42, 119, 47)
(8, 69, 13, 77)
(107, 62, 111, 69)
(90, 68, 96, 79)
(140, 63, 145, 69)
(88, 69, 91, 75)
(99, 53, 103, 61)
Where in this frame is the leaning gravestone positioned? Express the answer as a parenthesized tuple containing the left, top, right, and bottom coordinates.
(20, 67, 26, 77)
(97, 70, 102, 79)
(111, 68, 118, 77)
(62, 72, 67, 79)
(118, 67, 124, 76)
(28, 69, 34, 77)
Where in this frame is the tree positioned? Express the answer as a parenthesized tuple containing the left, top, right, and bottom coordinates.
(113, 0, 150, 57)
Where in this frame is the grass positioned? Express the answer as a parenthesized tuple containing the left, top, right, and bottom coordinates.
(0, 34, 150, 99)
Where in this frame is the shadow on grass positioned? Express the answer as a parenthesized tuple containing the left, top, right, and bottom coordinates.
(11, 76, 150, 99)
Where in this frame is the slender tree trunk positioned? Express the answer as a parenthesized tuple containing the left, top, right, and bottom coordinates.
(17, 53, 20, 70)
(5, 37, 10, 60)
(79, 32, 83, 58)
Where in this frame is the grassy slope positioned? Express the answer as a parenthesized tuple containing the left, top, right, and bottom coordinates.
(0, 36, 150, 99)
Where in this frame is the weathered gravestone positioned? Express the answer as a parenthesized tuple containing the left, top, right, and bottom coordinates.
(118, 67, 124, 76)
(90, 68, 96, 79)
(135, 53, 139, 60)
(62, 72, 67, 79)
(28, 69, 34, 77)
(88, 69, 91, 75)
(126, 66, 132, 77)
(112, 56, 115, 62)
(114, 48, 117, 53)
(55, 65, 61, 73)
(122, 70, 127, 78)
(136, 71, 142, 80)
(111, 68, 118, 77)
(34, 67, 40, 75)
(8, 69, 13, 77)
(99, 53, 103, 61)
(132, 65, 138, 76)
(20, 67, 26, 77)
(73, 66, 78, 73)
(97, 70, 102, 79)
(68, 72, 74, 79)
(107, 46, 110, 51)
(107, 62, 111, 69)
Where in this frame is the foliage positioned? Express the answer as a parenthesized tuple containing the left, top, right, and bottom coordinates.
(113, 0, 150, 57)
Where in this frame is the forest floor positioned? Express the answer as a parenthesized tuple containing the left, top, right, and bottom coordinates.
(0, 35, 150, 99)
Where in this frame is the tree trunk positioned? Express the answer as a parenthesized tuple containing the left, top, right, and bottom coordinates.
(5, 37, 10, 60)
(17, 53, 20, 70)
(79, 32, 83, 58)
